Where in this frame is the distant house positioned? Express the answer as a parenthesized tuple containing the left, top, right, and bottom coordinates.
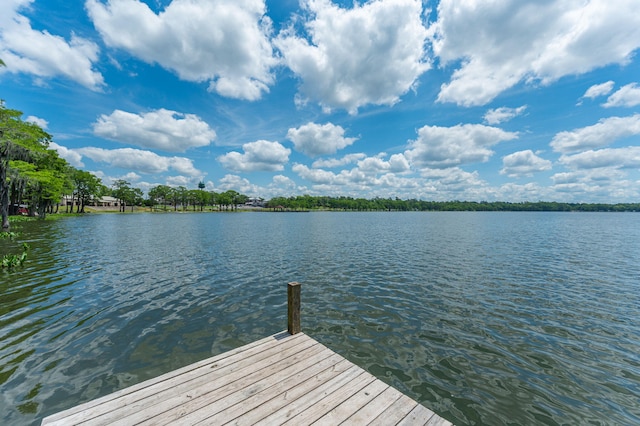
(60, 196, 75, 206)
(60, 195, 121, 207)
(245, 197, 266, 207)
(93, 196, 120, 207)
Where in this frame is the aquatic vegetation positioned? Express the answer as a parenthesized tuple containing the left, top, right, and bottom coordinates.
(1, 242, 29, 268)
(8, 216, 34, 223)
(0, 231, 18, 241)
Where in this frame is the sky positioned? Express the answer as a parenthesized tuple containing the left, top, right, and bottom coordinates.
(1, 0, 640, 203)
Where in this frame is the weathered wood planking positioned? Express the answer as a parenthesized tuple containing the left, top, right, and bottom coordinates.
(42, 332, 452, 425)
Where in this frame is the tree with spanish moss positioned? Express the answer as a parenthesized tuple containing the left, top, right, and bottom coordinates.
(1, 101, 52, 230)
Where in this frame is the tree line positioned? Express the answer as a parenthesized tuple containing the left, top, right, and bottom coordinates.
(3, 95, 638, 234)
(266, 196, 640, 212)
(146, 185, 250, 211)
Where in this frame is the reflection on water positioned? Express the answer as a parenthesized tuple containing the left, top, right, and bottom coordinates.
(1, 212, 639, 425)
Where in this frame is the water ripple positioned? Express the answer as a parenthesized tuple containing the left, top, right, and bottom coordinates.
(1, 212, 639, 425)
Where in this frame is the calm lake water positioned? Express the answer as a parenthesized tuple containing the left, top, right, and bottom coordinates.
(1, 212, 639, 425)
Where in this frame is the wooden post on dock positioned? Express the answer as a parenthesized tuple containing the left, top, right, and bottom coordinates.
(288, 282, 301, 335)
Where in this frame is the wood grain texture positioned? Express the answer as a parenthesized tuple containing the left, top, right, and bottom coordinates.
(41, 332, 452, 426)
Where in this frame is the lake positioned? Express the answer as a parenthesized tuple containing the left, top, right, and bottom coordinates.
(1, 211, 639, 425)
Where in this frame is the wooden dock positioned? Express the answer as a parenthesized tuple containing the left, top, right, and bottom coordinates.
(42, 283, 452, 425)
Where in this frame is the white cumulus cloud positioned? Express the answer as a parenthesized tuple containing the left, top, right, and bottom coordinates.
(420, 167, 490, 198)
(484, 105, 527, 125)
(165, 175, 195, 187)
(49, 142, 84, 167)
(405, 123, 518, 169)
(25, 115, 48, 129)
(603, 83, 640, 108)
(559, 147, 640, 170)
(275, 0, 430, 114)
(582, 81, 615, 99)
(92, 109, 216, 152)
(292, 152, 411, 192)
(552, 169, 626, 185)
(119, 171, 141, 182)
(77, 146, 202, 176)
(86, 0, 277, 100)
(430, 0, 640, 106)
(500, 150, 552, 177)
(217, 174, 261, 195)
(217, 140, 290, 172)
(270, 175, 297, 190)
(287, 122, 357, 157)
(0, 0, 104, 89)
(312, 153, 366, 169)
(550, 114, 640, 153)
(549, 169, 638, 201)
(357, 154, 410, 174)
(292, 163, 351, 185)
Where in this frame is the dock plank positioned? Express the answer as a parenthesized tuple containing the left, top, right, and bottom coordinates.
(344, 385, 404, 424)
(312, 378, 389, 425)
(118, 335, 323, 425)
(156, 343, 331, 425)
(41, 332, 453, 426)
(252, 365, 366, 425)
(281, 369, 376, 424)
(230, 356, 353, 426)
(43, 332, 302, 426)
(368, 394, 421, 426)
(397, 403, 438, 426)
(181, 351, 344, 425)
(41, 333, 288, 425)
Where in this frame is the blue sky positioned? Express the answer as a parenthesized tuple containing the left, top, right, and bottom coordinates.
(2, 0, 640, 202)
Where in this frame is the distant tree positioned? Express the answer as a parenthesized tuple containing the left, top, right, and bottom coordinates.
(185, 189, 206, 211)
(48, 153, 75, 214)
(216, 191, 231, 210)
(9, 152, 70, 218)
(111, 179, 129, 212)
(266, 196, 288, 209)
(170, 186, 187, 211)
(130, 187, 143, 212)
(227, 190, 241, 210)
(111, 179, 142, 212)
(74, 170, 104, 213)
(148, 185, 173, 211)
(209, 191, 219, 210)
(30, 150, 74, 216)
(236, 193, 249, 206)
(217, 190, 243, 211)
